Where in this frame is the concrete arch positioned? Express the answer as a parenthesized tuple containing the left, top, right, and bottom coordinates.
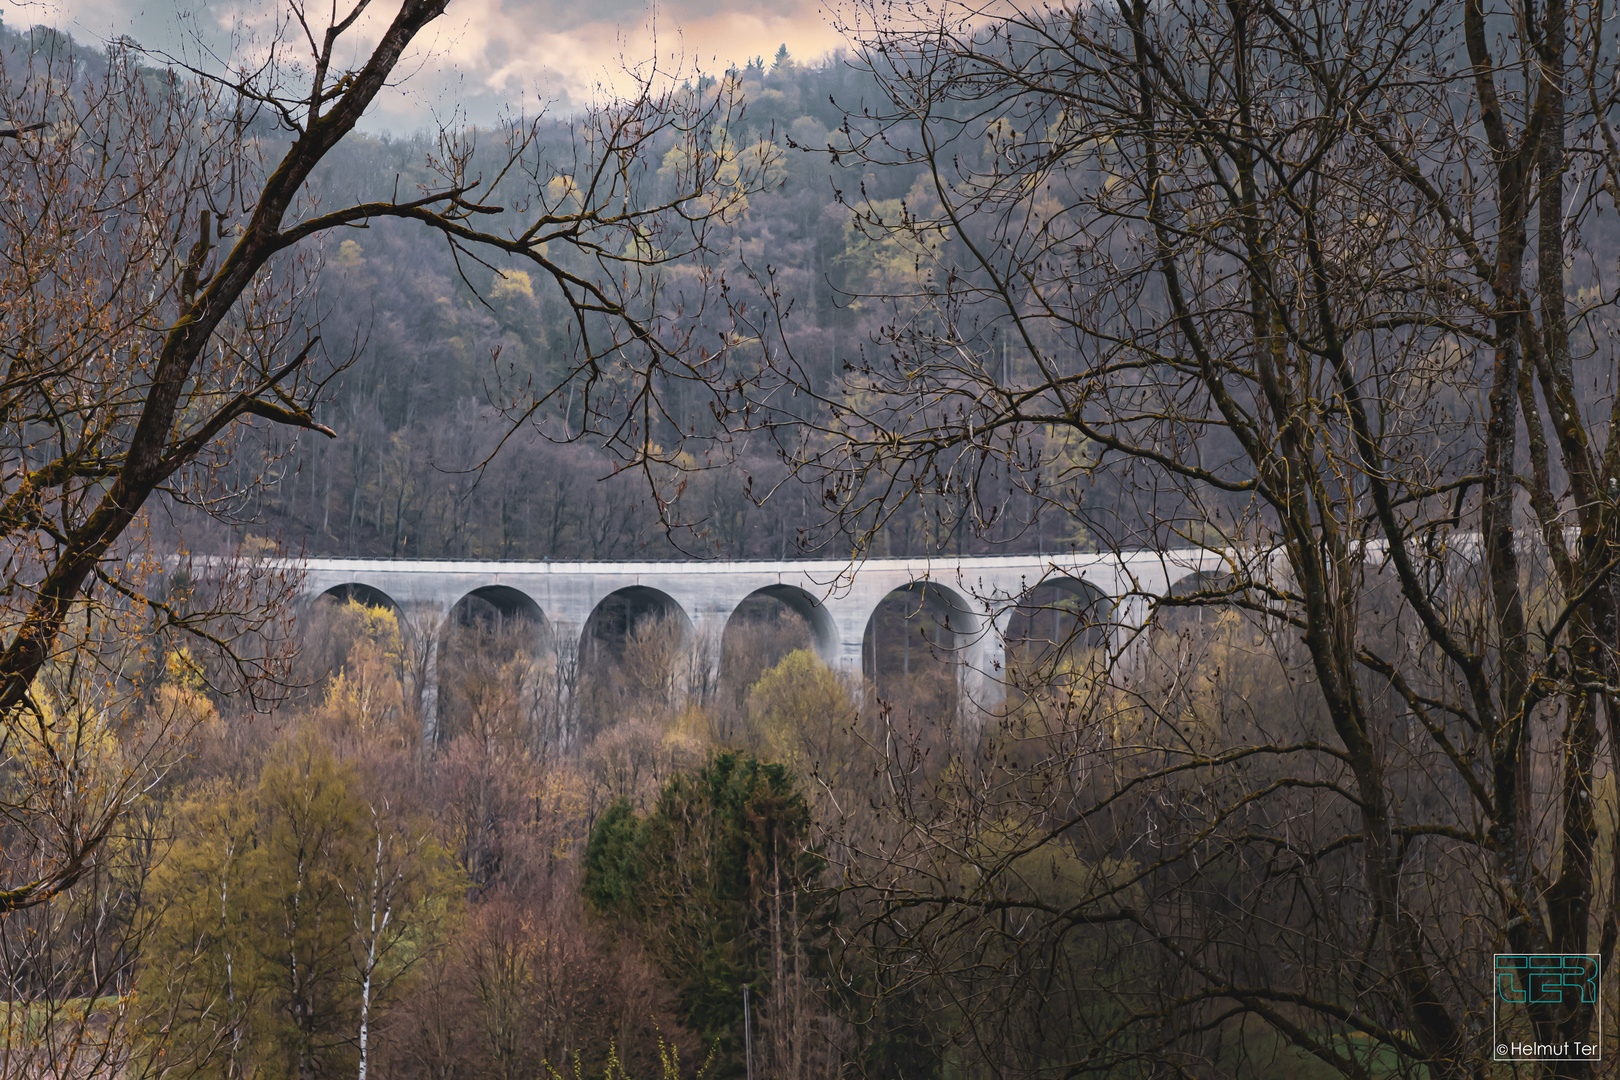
(1031, 574, 1113, 609)
(294, 550, 1238, 729)
(432, 585, 556, 747)
(448, 584, 549, 633)
(1154, 569, 1276, 630)
(1010, 575, 1114, 654)
(318, 582, 400, 611)
(440, 585, 551, 661)
(1160, 564, 1220, 597)
(580, 585, 693, 667)
(860, 579, 983, 684)
(1163, 569, 1238, 599)
(723, 584, 839, 667)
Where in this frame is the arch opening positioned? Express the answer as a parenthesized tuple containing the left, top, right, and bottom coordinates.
(1155, 570, 1240, 630)
(437, 585, 551, 746)
(861, 582, 978, 718)
(1005, 577, 1113, 681)
(578, 587, 694, 730)
(581, 586, 691, 664)
(299, 583, 417, 744)
(319, 582, 399, 611)
(720, 586, 838, 702)
(450, 585, 548, 637)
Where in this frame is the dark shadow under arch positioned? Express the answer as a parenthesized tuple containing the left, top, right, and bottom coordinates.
(1007, 575, 1114, 663)
(435, 585, 552, 746)
(724, 585, 838, 665)
(580, 585, 693, 668)
(718, 586, 840, 708)
(448, 584, 549, 637)
(1153, 570, 1243, 632)
(861, 581, 980, 712)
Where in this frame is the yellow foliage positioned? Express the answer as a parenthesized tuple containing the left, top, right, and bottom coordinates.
(491, 269, 535, 302)
(314, 600, 410, 746)
(334, 599, 405, 667)
(745, 649, 856, 775)
(333, 239, 366, 268)
(14, 689, 124, 784)
(165, 646, 206, 691)
(152, 681, 218, 732)
(138, 735, 461, 1076)
(532, 762, 592, 860)
(546, 174, 580, 207)
(835, 176, 949, 298)
(657, 143, 690, 183)
(669, 702, 712, 744)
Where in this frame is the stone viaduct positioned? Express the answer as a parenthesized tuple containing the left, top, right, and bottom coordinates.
(300, 550, 1223, 739)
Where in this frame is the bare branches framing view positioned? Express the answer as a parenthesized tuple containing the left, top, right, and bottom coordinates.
(4, 0, 1620, 1077)
(711, 0, 1620, 1075)
(0, 2, 762, 1068)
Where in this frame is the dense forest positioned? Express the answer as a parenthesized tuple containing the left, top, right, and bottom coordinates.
(60, 572, 1190, 1080)
(193, 46, 1090, 563)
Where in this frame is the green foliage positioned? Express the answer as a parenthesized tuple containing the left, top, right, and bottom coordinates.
(583, 753, 825, 1079)
(581, 799, 645, 914)
(138, 730, 457, 1080)
(255, 736, 367, 1077)
(744, 649, 856, 777)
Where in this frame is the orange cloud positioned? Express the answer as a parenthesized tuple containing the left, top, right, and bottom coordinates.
(37, 0, 853, 129)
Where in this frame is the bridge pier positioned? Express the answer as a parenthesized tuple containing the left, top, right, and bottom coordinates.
(419, 622, 441, 749)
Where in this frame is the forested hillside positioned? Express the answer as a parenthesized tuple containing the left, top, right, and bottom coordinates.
(200, 47, 1084, 562)
(228, 34, 1620, 566)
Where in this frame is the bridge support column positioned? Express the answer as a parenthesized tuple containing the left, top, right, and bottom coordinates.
(421, 640, 440, 748)
(1110, 595, 1153, 676)
(690, 612, 728, 704)
(952, 606, 1010, 744)
(395, 601, 450, 750)
(547, 622, 583, 753)
(822, 596, 874, 701)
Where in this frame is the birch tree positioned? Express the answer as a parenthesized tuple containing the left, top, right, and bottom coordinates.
(343, 796, 450, 1080)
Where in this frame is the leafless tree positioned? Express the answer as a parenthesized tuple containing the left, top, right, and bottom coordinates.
(719, 1, 1620, 1076)
(0, 2, 760, 925)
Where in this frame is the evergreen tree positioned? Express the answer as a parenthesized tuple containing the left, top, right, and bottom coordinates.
(584, 754, 826, 1079)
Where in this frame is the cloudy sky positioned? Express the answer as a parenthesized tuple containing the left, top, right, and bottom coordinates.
(13, 0, 851, 129)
